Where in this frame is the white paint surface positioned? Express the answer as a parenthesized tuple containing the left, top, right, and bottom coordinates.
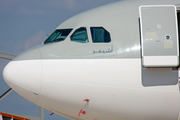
(2, 58, 180, 120)
(36, 59, 180, 120)
(3, 60, 42, 103)
(143, 56, 179, 67)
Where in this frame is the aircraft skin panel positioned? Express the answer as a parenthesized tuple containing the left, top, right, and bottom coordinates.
(5, 59, 179, 120)
(3, 60, 42, 103)
(58, 0, 180, 29)
(35, 59, 180, 120)
(13, 46, 42, 61)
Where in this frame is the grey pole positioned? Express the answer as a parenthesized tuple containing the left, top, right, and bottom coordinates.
(39, 107, 44, 120)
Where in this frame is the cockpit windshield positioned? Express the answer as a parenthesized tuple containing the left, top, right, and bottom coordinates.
(44, 29, 72, 44)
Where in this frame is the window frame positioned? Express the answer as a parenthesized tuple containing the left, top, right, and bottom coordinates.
(70, 27, 89, 43)
(44, 28, 73, 44)
(90, 26, 112, 43)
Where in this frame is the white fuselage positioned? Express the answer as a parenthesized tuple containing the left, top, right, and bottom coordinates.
(3, 59, 180, 120)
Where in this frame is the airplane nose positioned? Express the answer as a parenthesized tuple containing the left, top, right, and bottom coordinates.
(3, 47, 42, 103)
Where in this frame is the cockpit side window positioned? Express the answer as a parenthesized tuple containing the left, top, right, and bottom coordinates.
(71, 27, 89, 43)
(90, 27, 111, 43)
(44, 29, 72, 44)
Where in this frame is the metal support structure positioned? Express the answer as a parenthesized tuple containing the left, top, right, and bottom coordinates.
(39, 107, 44, 120)
(0, 88, 13, 101)
(0, 53, 16, 60)
(0, 115, 2, 120)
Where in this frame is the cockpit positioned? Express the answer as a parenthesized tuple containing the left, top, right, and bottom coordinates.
(44, 27, 111, 44)
(44, 29, 72, 44)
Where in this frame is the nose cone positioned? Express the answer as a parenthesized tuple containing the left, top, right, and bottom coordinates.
(3, 48, 42, 103)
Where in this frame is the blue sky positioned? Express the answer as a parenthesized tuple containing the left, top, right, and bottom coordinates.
(0, 0, 120, 120)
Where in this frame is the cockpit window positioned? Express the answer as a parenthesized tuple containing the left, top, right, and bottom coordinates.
(71, 27, 89, 43)
(90, 27, 111, 43)
(44, 29, 72, 44)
